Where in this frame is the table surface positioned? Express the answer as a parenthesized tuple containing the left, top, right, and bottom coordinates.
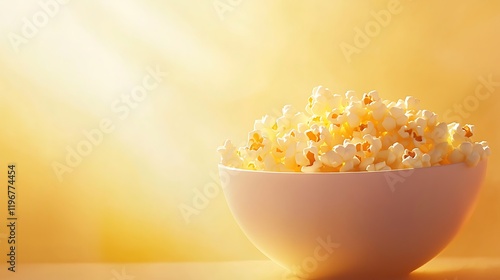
(1, 258, 500, 280)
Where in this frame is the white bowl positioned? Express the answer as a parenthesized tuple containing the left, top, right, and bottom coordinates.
(219, 160, 488, 279)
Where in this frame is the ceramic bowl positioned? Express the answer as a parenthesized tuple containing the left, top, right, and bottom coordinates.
(219, 160, 487, 279)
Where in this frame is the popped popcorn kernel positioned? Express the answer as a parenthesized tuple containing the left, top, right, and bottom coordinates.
(359, 156, 375, 171)
(367, 161, 392, 172)
(248, 130, 265, 151)
(219, 86, 491, 172)
(217, 140, 242, 167)
(362, 91, 379, 105)
(462, 125, 474, 138)
(305, 129, 320, 142)
(405, 96, 420, 111)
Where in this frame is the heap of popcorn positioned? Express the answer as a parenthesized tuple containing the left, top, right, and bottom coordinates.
(218, 86, 491, 172)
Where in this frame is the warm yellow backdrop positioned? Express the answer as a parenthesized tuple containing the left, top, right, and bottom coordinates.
(0, 0, 499, 263)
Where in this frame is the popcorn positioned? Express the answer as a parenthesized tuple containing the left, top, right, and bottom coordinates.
(398, 125, 412, 139)
(254, 115, 277, 140)
(217, 140, 242, 167)
(429, 122, 448, 143)
(428, 142, 450, 165)
(328, 108, 346, 127)
(382, 116, 397, 132)
(380, 131, 400, 150)
(218, 86, 491, 172)
(389, 106, 409, 126)
(319, 126, 334, 148)
(448, 123, 475, 147)
(479, 141, 492, 159)
(353, 121, 376, 138)
(340, 156, 360, 172)
(346, 111, 361, 128)
(387, 142, 405, 166)
(447, 149, 465, 164)
(420, 110, 438, 127)
(369, 100, 387, 121)
(320, 150, 344, 168)
(276, 105, 309, 132)
(404, 96, 420, 111)
(335, 143, 357, 161)
(359, 156, 375, 171)
(366, 161, 392, 171)
(362, 134, 382, 155)
(402, 148, 431, 168)
(306, 86, 342, 116)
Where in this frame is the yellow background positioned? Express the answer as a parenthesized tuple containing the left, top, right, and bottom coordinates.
(0, 0, 499, 263)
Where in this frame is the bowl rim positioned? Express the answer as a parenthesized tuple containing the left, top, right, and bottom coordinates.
(218, 160, 486, 175)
